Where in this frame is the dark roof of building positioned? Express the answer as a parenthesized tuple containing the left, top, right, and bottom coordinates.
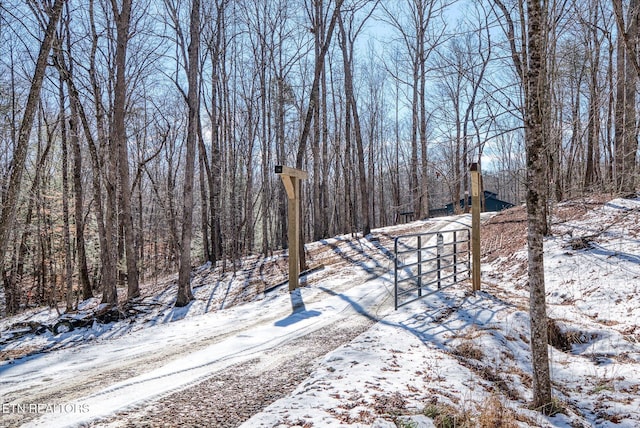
(443, 190, 514, 212)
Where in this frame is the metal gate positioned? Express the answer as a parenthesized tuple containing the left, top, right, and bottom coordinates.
(394, 228, 471, 309)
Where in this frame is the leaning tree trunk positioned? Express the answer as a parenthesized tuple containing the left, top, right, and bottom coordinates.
(56, 29, 93, 299)
(295, 0, 344, 271)
(0, 0, 65, 308)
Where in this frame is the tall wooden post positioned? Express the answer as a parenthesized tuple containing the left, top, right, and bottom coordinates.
(470, 163, 481, 292)
(275, 165, 308, 291)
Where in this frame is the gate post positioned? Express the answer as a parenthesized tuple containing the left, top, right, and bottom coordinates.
(453, 230, 458, 283)
(275, 165, 308, 291)
(394, 238, 399, 310)
(470, 163, 481, 292)
(436, 233, 443, 289)
(417, 235, 422, 296)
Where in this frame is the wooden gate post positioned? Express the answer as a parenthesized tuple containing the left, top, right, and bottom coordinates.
(275, 165, 308, 291)
(470, 163, 481, 292)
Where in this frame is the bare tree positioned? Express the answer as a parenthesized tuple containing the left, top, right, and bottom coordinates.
(295, 0, 344, 270)
(57, 58, 74, 312)
(80, 0, 119, 306)
(0, 0, 65, 312)
(381, 0, 445, 219)
(582, 0, 605, 189)
(109, 0, 140, 301)
(338, 1, 380, 236)
(494, 0, 553, 410)
(612, 0, 639, 193)
(52, 7, 94, 300)
(176, 0, 200, 307)
(434, 24, 492, 212)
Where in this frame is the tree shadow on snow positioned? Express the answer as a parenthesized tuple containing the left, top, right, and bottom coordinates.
(589, 243, 640, 265)
(274, 289, 321, 327)
(322, 236, 391, 280)
(317, 284, 515, 357)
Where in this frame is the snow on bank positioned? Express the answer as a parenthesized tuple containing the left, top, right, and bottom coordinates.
(15, 277, 394, 428)
(2, 217, 438, 427)
(0, 215, 437, 362)
(2, 198, 640, 427)
(244, 197, 640, 427)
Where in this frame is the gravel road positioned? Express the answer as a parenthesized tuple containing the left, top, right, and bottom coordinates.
(6, 218, 467, 428)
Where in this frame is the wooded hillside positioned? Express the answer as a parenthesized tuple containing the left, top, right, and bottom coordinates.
(0, 0, 638, 315)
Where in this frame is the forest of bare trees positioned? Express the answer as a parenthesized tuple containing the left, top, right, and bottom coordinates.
(0, 0, 638, 326)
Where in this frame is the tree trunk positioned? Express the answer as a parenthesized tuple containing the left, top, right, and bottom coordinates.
(495, 0, 553, 410)
(275, 73, 287, 247)
(207, 0, 225, 264)
(310, 0, 325, 243)
(584, 6, 601, 190)
(0, 0, 65, 305)
(6, 122, 54, 312)
(198, 149, 211, 262)
(338, 15, 370, 236)
(293, 0, 343, 271)
(55, 17, 92, 303)
(524, 0, 553, 410)
(613, 0, 640, 193)
(176, 0, 200, 307)
(110, 0, 139, 301)
(418, 23, 429, 219)
(86, 0, 118, 305)
(614, 11, 626, 191)
(67, 78, 92, 300)
(623, 0, 639, 193)
(296, 0, 344, 169)
(59, 72, 74, 312)
(410, 62, 420, 219)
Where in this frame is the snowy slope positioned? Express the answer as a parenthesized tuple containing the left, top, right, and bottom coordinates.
(0, 216, 442, 427)
(1, 196, 640, 427)
(243, 197, 640, 428)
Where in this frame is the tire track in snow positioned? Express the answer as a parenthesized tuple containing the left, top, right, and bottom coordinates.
(11, 217, 470, 428)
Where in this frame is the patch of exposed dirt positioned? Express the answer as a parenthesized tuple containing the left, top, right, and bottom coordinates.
(481, 196, 613, 264)
(0, 347, 41, 361)
(551, 194, 616, 224)
(481, 205, 527, 264)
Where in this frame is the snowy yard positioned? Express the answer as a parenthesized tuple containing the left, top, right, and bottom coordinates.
(1, 196, 640, 427)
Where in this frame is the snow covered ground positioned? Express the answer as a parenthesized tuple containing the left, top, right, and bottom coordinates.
(243, 197, 640, 428)
(1, 196, 640, 427)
